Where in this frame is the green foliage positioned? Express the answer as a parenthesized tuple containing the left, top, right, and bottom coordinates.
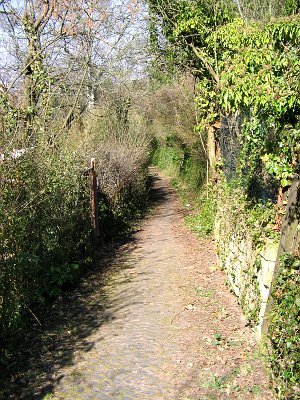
(215, 18, 300, 191)
(185, 185, 217, 237)
(284, 0, 300, 15)
(147, 0, 237, 78)
(180, 153, 206, 192)
(244, 201, 278, 245)
(194, 78, 218, 125)
(152, 143, 184, 177)
(172, 0, 235, 45)
(0, 147, 91, 336)
(152, 137, 206, 193)
(268, 254, 300, 398)
(148, 1, 300, 193)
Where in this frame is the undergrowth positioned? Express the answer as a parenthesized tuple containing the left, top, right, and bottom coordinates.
(268, 253, 300, 399)
(152, 140, 217, 237)
(184, 185, 217, 237)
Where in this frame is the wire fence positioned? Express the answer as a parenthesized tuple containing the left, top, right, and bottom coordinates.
(217, 113, 278, 203)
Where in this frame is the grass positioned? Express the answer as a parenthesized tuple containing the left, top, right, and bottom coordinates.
(201, 373, 227, 390)
(184, 188, 217, 237)
(249, 384, 262, 395)
(195, 287, 215, 298)
(200, 369, 264, 398)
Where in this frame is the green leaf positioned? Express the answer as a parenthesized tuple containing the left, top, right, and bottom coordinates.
(281, 178, 291, 188)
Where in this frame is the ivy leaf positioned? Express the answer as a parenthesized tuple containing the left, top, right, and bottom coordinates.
(281, 177, 291, 188)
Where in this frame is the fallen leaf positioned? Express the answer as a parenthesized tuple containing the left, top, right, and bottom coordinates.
(186, 304, 197, 310)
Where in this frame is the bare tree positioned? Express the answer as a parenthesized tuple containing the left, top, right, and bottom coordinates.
(0, 0, 148, 147)
(235, 0, 298, 20)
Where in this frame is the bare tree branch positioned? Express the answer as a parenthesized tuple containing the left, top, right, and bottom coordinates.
(189, 43, 219, 83)
(236, 0, 244, 18)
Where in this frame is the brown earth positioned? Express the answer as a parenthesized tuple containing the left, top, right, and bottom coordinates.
(0, 168, 274, 400)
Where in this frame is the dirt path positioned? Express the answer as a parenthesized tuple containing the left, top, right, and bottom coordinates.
(2, 169, 273, 400)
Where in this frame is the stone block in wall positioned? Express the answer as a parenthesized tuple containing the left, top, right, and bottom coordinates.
(258, 240, 279, 303)
(256, 240, 279, 338)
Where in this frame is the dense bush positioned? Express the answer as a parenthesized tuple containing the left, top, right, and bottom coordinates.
(152, 139, 206, 191)
(84, 91, 152, 236)
(0, 144, 91, 336)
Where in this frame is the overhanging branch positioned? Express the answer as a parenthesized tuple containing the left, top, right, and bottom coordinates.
(189, 43, 219, 83)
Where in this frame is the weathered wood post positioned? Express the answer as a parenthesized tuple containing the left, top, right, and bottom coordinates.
(90, 158, 100, 240)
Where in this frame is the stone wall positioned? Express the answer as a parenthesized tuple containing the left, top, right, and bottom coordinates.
(214, 177, 299, 339)
(214, 193, 279, 338)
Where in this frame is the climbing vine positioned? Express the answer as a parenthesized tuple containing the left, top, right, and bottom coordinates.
(216, 18, 300, 190)
(268, 254, 300, 398)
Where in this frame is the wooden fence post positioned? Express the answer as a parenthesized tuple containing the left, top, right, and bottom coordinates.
(90, 158, 100, 240)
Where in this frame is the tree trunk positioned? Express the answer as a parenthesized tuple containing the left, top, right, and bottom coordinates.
(23, 15, 43, 141)
(207, 126, 216, 169)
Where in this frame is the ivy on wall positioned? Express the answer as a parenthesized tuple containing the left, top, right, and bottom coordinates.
(216, 18, 300, 189)
(268, 254, 300, 398)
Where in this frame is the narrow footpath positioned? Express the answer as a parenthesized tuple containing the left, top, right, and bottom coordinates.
(3, 169, 273, 400)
